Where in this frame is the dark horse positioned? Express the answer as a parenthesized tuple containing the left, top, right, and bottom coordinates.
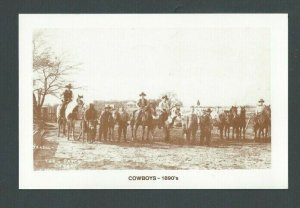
(237, 107, 247, 139)
(130, 104, 157, 141)
(253, 105, 271, 142)
(217, 111, 230, 139)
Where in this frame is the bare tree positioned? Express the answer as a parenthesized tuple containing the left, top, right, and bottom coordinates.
(33, 30, 81, 120)
(159, 92, 183, 110)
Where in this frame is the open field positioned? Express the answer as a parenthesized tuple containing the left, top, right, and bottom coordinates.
(34, 122, 271, 170)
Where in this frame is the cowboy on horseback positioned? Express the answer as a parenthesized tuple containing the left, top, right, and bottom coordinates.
(136, 92, 148, 120)
(157, 95, 171, 128)
(62, 83, 73, 104)
(256, 99, 265, 115)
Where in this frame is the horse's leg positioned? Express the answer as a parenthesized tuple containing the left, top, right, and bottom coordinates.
(258, 128, 262, 142)
(186, 129, 191, 143)
(220, 126, 223, 140)
(134, 125, 138, 140)
(192, 128, 196, 144)
(146, 126, 150, 141)
(58, 122, 60, 137)
(227, 126, 230, 139)
(67, 122, 70, 140)
(131, 125, 134, 140)
(142, 125, 145, 141)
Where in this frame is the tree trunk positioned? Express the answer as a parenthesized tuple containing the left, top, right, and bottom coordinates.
(36, 105, 42, 121)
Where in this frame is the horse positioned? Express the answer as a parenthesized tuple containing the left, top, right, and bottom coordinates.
(65, 95, 87, 141)
(199, 113, 213, 146)
(253, 105, 271, 142)
(237, 106, 246, 139)
(56, 104, 66, 137)
(229, 106, 240, 139)
(217, 111, 230, 139)
(130, 104, 157, 141)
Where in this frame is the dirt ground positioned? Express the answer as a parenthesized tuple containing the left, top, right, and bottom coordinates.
(34, 123, 271, 170)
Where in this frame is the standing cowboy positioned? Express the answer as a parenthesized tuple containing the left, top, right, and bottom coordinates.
(116, 106, 130, 142)
(136, 92, 148, 119)
(98, 105, 112, 141)
(185, 105, 198, 143)
(84, 103, 98, 142)
(200, 108, 213, 146)
(62, 83, 73, 104)
(255, 99, 265, 115)
(195, 100, 202, 117)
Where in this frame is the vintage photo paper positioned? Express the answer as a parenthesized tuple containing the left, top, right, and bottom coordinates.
(19, 14, 288, 189)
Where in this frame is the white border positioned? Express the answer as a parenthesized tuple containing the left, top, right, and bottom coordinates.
(19, 14, 288, 189)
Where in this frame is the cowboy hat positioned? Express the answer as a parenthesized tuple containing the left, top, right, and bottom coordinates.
(162, 95, 169, 100)
(104, 104, 111, 109)
(206, 108, 212, 113)
(65, 83, 72, 88)
(139, 92, 146, 96)
(258, 98, 265, 103)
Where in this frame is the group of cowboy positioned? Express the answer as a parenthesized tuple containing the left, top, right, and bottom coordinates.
(85, 104, 130, 142)
(60, 84, 267, 143)
(61, 84, 130, 142)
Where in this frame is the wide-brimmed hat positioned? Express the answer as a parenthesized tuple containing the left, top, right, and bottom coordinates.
(206, 108, 212, 113)
(104, 104, 111, 109)
(65, 83, 72, 88)
(139, 92, 146, 96)
(162, 95, 169, 100)
(258, 98, 265, 103)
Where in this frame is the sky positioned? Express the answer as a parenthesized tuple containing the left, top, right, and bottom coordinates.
(40, 27, 270, 106)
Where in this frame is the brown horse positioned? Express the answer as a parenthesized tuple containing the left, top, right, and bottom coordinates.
(217, 111, 230, 139)
(237, 107, 247, 139)
(130, 104, 157, 141)
(253, 105, 271, 142)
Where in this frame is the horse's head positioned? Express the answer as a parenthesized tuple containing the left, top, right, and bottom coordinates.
(145, 103, 156, 116)
(263, 105, 271, 119)
(76, 95, 84, 106)
(240, 106, 246, 117)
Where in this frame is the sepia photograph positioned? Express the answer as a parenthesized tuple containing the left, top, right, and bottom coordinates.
(19, 14, 288, 189)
